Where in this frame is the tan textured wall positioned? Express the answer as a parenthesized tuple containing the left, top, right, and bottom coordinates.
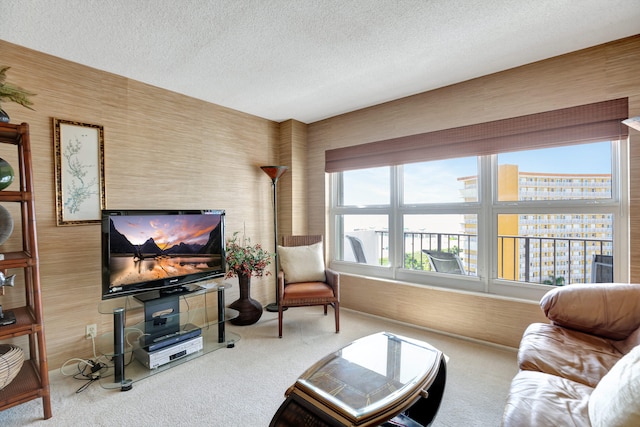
(308, 35, 640, 348)
(0, 40, 280, 368)
(1, 35, 639, 366)
(290, 120, 309, 235)
(341, 275, 547, 348)
(277, 119, 308, 237)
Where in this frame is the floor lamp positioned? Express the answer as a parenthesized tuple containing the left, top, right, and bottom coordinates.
(261, 165, 288, 312)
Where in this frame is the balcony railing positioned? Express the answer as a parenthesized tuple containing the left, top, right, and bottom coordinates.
(496, 234, 612, 284)
(403, 231, 474, 272)
(358, 231, 612, 285)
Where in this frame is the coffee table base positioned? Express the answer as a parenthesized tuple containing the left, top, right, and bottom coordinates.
(270, 332, 447, 426)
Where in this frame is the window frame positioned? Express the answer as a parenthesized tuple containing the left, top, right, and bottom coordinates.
(329, 139, 629, 302)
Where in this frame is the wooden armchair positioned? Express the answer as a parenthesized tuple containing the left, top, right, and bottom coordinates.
(277, 235, 339, 338)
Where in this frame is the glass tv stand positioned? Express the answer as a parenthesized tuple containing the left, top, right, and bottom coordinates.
(96, 282, 239, 390)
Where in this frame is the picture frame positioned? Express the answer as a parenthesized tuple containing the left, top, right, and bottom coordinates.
(53, 118, 106, 226)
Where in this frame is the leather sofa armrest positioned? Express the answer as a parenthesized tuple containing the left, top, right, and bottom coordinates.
(540, 283, 640, 340)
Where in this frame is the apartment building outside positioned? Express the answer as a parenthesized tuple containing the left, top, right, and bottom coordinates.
(459, 164, 613, 284)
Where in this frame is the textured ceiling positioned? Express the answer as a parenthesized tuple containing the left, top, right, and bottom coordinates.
(1, 1, 639, 123)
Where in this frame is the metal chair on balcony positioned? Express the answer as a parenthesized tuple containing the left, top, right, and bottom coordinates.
(591, 254, 613, 283)
(346, 235, 367, 264)
(423, 250, 466, 275)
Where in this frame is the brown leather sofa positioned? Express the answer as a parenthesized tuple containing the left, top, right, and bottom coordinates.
(502, 283, 640, 427)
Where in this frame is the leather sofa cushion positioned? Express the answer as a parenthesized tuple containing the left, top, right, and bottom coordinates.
(518, 323, 622, 387)
(613, 324, 640, 354)
(502, 370, 592, 427)
(541, 283, 640, 340)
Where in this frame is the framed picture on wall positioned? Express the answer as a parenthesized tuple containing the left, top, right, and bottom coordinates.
(53, 118, 106, 226)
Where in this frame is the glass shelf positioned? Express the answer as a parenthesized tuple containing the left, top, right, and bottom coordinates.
(95, 282, 239, 389)
(97, 281, 232, 314)
(95, 307, 239, 357)
(98, 326, 240, 390)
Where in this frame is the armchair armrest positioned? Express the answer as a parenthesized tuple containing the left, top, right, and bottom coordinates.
(325, 268, 340, 297)
(277, 270, 285, 301)
(540, 283, 640, 340)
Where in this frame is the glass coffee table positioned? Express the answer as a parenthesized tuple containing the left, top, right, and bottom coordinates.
(270, 332, 447, 426)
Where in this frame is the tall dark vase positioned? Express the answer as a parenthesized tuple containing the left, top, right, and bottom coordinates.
(229, 272, 263, 325)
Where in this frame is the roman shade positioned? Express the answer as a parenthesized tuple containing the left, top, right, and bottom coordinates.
(325, 98, 629, 173)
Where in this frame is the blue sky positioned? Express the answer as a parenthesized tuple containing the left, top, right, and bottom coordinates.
(342, 141, 614, 232)
(498, 141, 611, 174)
(344, 141, 613, 206)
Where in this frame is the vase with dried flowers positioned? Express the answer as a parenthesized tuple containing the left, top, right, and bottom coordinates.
(0, 66, 36, 123)
(225, 231, 272, 325)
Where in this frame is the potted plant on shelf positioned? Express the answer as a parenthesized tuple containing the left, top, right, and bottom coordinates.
(0, 66, 36, 123)
(225, 231, 272, 325)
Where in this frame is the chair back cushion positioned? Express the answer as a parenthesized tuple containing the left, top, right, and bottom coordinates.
(278, 241, 326, 284)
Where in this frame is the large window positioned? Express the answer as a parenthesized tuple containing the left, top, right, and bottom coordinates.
(331, 142, 625, 299)
(493, 142, 617, 290)
(327, 99, 629, 300)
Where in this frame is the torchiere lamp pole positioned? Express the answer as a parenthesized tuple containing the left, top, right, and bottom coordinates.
(261, 165, 289, 312)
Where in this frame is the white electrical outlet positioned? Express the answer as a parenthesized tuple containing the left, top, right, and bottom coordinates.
(86, 324, 97, 339)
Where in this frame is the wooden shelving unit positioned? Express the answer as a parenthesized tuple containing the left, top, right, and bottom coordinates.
(0, 122, 51, 419)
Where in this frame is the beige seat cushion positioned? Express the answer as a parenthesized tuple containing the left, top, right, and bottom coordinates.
(589, 345, 640, 427)
(282, 282, 334, 301)
(278, 242, 326, 284)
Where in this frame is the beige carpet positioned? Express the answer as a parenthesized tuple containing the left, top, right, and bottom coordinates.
(2, 307, 517, 426)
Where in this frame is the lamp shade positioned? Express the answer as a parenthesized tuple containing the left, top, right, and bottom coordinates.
(261, 166, 288, 182)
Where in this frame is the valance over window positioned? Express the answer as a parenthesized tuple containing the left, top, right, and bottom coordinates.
(325, 98, 629, 173)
